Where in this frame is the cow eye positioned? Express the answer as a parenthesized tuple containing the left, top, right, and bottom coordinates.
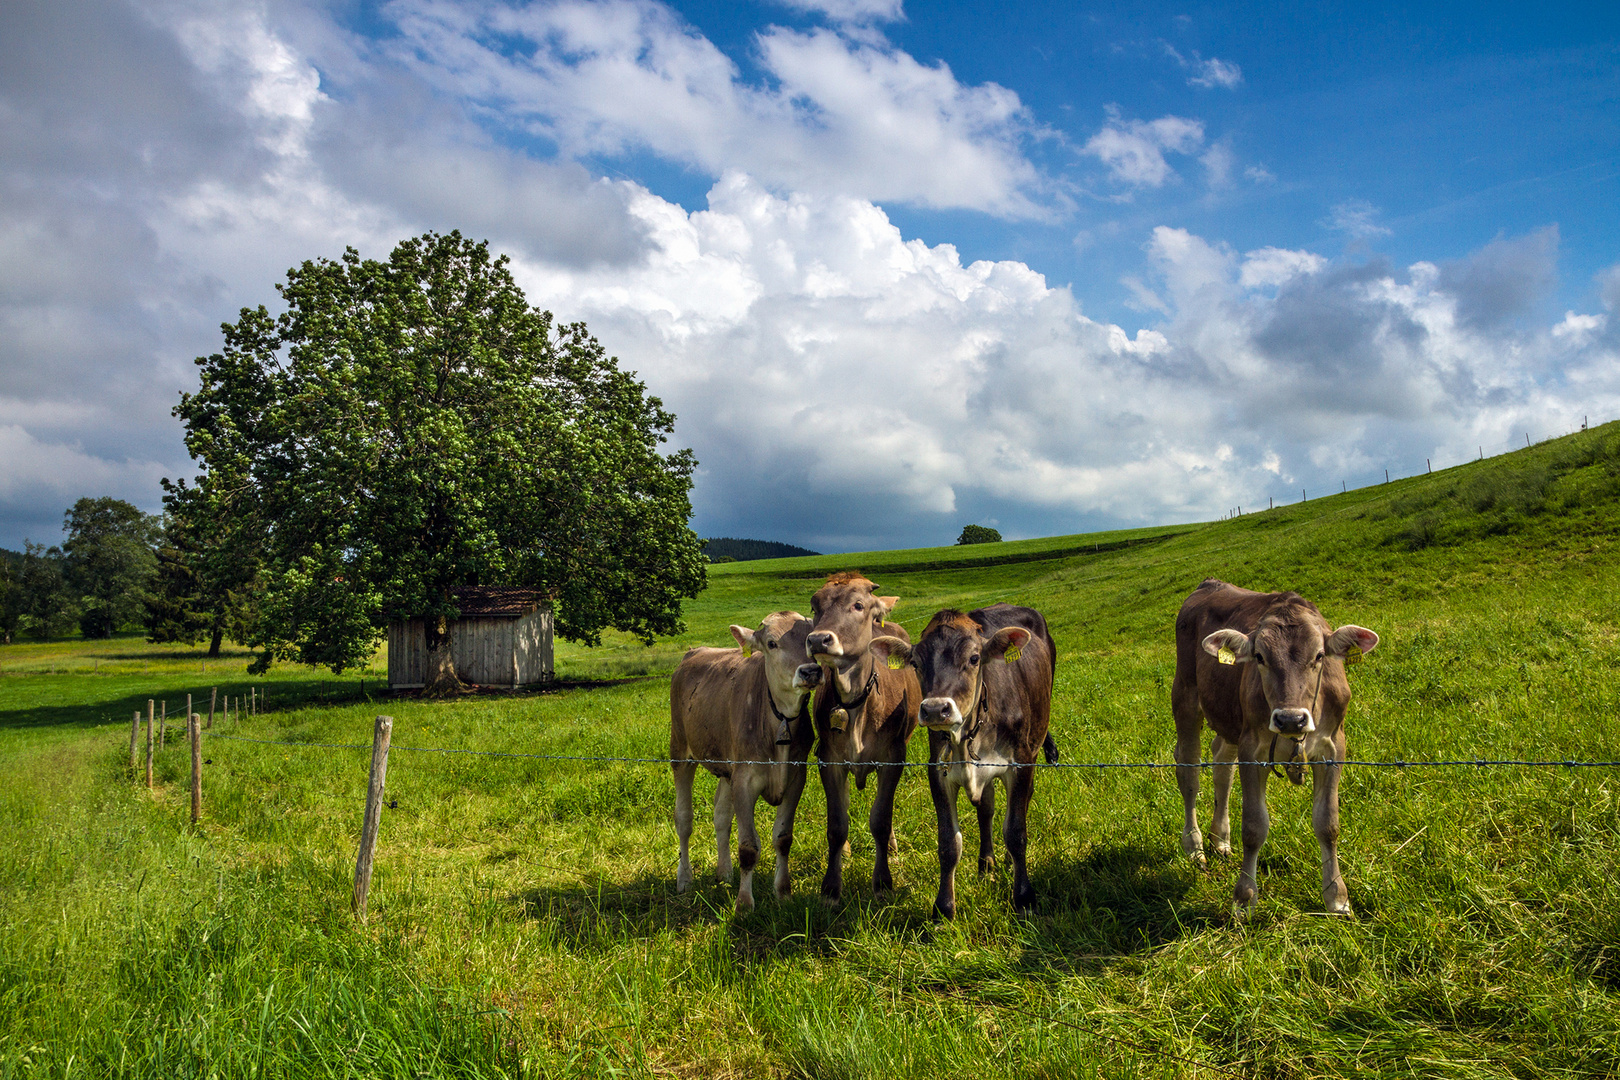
(969, 652, 981, 666)
(853, 601, 864, 611)
(768, 640, 778, 649)
(1315, 651, 1324, 663)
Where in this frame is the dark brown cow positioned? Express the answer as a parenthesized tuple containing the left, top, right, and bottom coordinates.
(870, 604, 1056, 918)
(1172, 578, 1379, 916)
(670, 611, 822, 912)
(805, 572, 920, 903)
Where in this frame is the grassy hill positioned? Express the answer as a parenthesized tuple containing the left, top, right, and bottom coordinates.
(4, 423, 1620, 1077)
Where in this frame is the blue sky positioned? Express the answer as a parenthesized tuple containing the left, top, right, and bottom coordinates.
(2, 0, 1618, 553)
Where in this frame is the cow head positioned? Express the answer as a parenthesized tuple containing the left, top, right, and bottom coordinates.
(870, 610, 1030, 742)
(1203, 615, 1379, 735)
(805, 572, 900, 674)
(731, 611, 822, 705)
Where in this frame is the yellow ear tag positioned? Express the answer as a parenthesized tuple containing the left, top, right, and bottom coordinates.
(1217, 647, 1236, 666)
(1003, 645, 1021, 663)
(887, 654, 904, 670)
(741, 644, 752, 658)
(1345, 645, 1363, 665)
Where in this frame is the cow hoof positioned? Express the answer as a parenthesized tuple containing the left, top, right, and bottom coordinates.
(1189, 850, 1208, 870)
(978, 858, 996, 877)
(933, 900, 956, 921)
(1232, 900, 1255, 922)
(1325, 899, 1352, 916)
(676, 870, 693, 893)
(1211, 842, 1233, 859)
(734, 894, 755, 914)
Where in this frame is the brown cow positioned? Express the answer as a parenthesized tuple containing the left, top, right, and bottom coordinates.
(1172, 578, 1379, 916)
(870, 604, 1056, 918)
(805, 572, 920, 903)
(670, 611, 823, 912)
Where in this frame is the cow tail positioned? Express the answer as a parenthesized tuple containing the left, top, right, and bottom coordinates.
(1042, 731, 1059, 765)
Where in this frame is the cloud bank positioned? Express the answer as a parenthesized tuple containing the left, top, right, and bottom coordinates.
(1, 0, 1616, 554)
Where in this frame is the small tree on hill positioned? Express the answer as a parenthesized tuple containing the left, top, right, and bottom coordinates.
(956, 524, 1002, 545)
(175, 230, 706, 692)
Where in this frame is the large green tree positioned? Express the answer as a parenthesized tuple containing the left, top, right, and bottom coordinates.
(62, 497, 160, 638)
(175, 231, 706, 691)
(145, 482, 260, 657)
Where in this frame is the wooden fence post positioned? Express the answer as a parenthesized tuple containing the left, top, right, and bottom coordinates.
(353, 715, 394, 921)
(159, 701, 167, 751)
(129, 710, 140, 774)
(190, 714, 202, 825)
(145, 699, 154, 789)
(208, 687, 216, 730)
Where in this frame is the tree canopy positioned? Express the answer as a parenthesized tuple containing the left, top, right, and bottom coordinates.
(956, 524, 1002, 545)
(174, 230, 707, 688)
(62, 497, 160, 638)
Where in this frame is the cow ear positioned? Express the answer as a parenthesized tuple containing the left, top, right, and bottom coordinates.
(876, 596, 899, 626)
(986, 625, 1032, 663)
(870, 634, 913, 670)
(1327, 625, 1379, 657)
(729, 624, 756, 657)
(1202, 629, 1253, 664)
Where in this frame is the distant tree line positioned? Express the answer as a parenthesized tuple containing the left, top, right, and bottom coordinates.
(0, 497, 168, 644)
(704, 538, 822, 562)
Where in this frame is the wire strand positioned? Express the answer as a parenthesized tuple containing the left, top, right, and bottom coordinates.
(201, 733, 1620, 770)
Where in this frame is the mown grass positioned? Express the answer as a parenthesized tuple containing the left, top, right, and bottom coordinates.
(4, 425, 1620, 1077)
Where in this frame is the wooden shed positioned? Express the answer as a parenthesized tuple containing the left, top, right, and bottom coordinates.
(387, 587, 553, 690)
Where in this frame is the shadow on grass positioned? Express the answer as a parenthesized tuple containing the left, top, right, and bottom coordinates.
(0, 678, 370, 732)
(1016, 841, 1216, 968)
(507, 868, 948, 966)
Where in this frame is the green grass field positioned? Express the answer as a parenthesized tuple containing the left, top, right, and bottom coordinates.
(5, 425, 1620, 1077)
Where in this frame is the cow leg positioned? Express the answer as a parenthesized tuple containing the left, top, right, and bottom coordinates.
(928, 759, 963, 920)
(713, 777, 734, 884)
(819, 763, 851, 903)
(673, 759, 697, 893)
(1314, 731, 1350, 915)
(1234, 757, 1271, 917)
(868, 762, 904, 896)
(973, 780, 997, 875)
(772, 763, 810, 900)
(1172, 680, 1206, 867)
(733, 772, 765, 913)
(1208, 734, 1239, 858)
(1004, 764, 1037, 913)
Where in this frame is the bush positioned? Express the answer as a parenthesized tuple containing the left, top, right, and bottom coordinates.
(956, 524, 1002, 545)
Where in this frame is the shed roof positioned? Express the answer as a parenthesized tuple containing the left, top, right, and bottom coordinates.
(450, 587, 546, 618)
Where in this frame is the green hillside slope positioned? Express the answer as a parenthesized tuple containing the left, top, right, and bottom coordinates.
(3, 422, 1619, 1077)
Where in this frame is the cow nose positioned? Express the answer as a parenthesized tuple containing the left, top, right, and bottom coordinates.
(806, 631, 838, 655)
(918, 698, 955, 728)
(794, 664, 822, 690)
(1270, 708, 1314, 735)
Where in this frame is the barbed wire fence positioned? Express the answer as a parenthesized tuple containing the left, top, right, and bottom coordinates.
(176, 720, 1620, 920)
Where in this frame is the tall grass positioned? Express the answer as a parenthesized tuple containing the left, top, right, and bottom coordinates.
(4, 424, 1620, 1076)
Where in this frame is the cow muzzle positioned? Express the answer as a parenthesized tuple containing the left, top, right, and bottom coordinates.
(793, 663, 822, 691)
(918, 696, 963, 732)
(806, 631, 842, 658)
(1269, 708, 1315, 736)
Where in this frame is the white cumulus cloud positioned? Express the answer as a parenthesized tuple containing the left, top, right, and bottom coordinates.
(1084, 111, 1205, 188)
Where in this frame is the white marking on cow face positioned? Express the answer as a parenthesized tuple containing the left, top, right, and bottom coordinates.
(1268, 707, 1316, 735)
(918, 695, 963, 734)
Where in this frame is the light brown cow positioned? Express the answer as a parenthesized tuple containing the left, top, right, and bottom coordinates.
(1172, 578, 1379, 916)
(670, 611, 822, 912)
(805, 572, 920, 903)
(870, 604, 1056, 918)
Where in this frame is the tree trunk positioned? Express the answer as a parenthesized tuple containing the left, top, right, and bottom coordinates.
(423, 613, 464, 696)
(208, 624, 224, 658)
